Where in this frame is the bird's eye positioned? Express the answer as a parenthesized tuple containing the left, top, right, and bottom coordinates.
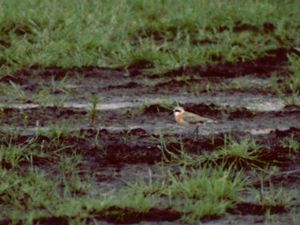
(174, 109, 181, 112)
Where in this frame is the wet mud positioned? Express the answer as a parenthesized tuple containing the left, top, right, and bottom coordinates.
(1, 52, 300, 224)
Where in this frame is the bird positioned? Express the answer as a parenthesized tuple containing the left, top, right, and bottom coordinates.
(173, 106, 215, 126)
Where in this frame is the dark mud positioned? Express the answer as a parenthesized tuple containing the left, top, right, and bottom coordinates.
(1, 126, 300, 169)
(1, 50, 300, 224)
(0, 47, 298, 83)
(233, 22, 276, 34)
(2, 101, 299, 128)
(95, 207, 181, 224)
(157, 48, 300, 79)
(229, 202, 287, 215)
(0, 208, 182, 225)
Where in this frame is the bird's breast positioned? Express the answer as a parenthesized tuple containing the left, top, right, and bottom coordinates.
(175, 114, 187, 125)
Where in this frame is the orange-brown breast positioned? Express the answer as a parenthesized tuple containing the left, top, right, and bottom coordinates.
(175, 114, 187, 125)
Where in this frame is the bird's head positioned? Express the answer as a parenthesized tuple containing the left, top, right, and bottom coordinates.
(173, 106, 185, 117)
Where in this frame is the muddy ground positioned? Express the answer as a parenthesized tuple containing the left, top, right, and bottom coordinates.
(1, 48, 300, 224)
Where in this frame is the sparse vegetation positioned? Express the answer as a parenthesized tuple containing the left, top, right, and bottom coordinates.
(0, 130, 299, 223)
(0, 82, 28, 102)
(211, 137, 264, 169)
(159, 135, 265, 169)
(1, 0, 300, 224)
(166, 166, 248, 221)
(89, 96, 103, 125)
(281, 136, 300, 153)
(286, 54, 300, 94)
(32, 87, 66, 106)
(269, 54, 300, 99)
(0, 136, 247, 223)
(252, 179, 297, 210)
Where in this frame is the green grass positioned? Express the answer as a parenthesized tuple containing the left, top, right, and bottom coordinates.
(0, 0, 300, 75)
(0, 142, 98, 223)
(0, 144, 31, 168)
(33, 90, 66, 107)
(270, 54, 300, 97)
(286, 54, 300, 93)
(159, 135, 265, 169)
(0, 1, 299, 223)
(0, 136, 249, 223)
(281, 136, 300, 154)
(0, 81, 68, 105)
(127, 165, 248, 222)
(1, 134, 299, 223)
(251, 178, 297, 210)
(88, 95, 103, 125)
(167, 167, 247, 214)
(0, 82, 28, 102)
(211, 137, 264, 169)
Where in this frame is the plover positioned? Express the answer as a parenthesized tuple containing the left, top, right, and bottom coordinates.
(173, 106, 215, 126)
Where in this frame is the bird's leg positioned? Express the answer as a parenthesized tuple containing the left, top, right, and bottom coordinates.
(192, 125, 200, 141)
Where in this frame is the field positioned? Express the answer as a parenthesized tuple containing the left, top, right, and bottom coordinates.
(0, 0, 300, 224)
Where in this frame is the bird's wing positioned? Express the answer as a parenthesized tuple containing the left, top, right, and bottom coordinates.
(184, 112, 214, 124)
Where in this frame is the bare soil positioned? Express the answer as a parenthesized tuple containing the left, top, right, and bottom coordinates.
(1, 48, 300, 224)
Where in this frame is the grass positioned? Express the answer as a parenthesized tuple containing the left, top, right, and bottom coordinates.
(281, 136, 300, 154)
(88, 96, 103, 125)
(43, 123, 71, 140)
(286, 54, 300, 93)
(269, 54, 300, 100)
(0, 132, 299, 223)
(0, 82, 28, 102)
(0, 0, 300, 224)
(0, 141, 97, 223)
(32, 76, 73, 106)
(127, 165, 248, 222)
(159, 135, 265, 169)
(223, 77, 268, 90)
(252, 178, 297, 210)
(32, 87, 66, 106)
(0, 134, 250, 223)
(168, 167, 247, 220)
(0, 143, 35, 169)
(0, 0, 300, 75)
(0, 169, 99, 223)
(211, 137, 264, 169)
(0, 81, 68, 106)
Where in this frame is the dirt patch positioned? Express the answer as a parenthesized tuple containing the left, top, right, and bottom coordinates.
(0, 66, 124, 85)
(191, 38, 218, 46)
(1, 46, 300, 225)
(125, 59, 155, 76)
(143, 104, 171, 114)
(8, 207, 182, 224)
(154, 79, 191, 90)
(105, 81, 141, 89)
(2, 48, 299, 88)
(0, 38, 11, 48)
(1, 132, 164, 167)
(229, 202, 287, 215)
(232, 22, 276, 34)
(0, 22, 34, 36)
(95, 207, 181, 224)
(33, 217, 69, 225)
(0, 106, 88, 126)
(156, 48, 300, 79)
(233, 22, 261, 33)
(2, 125, 300, 169)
